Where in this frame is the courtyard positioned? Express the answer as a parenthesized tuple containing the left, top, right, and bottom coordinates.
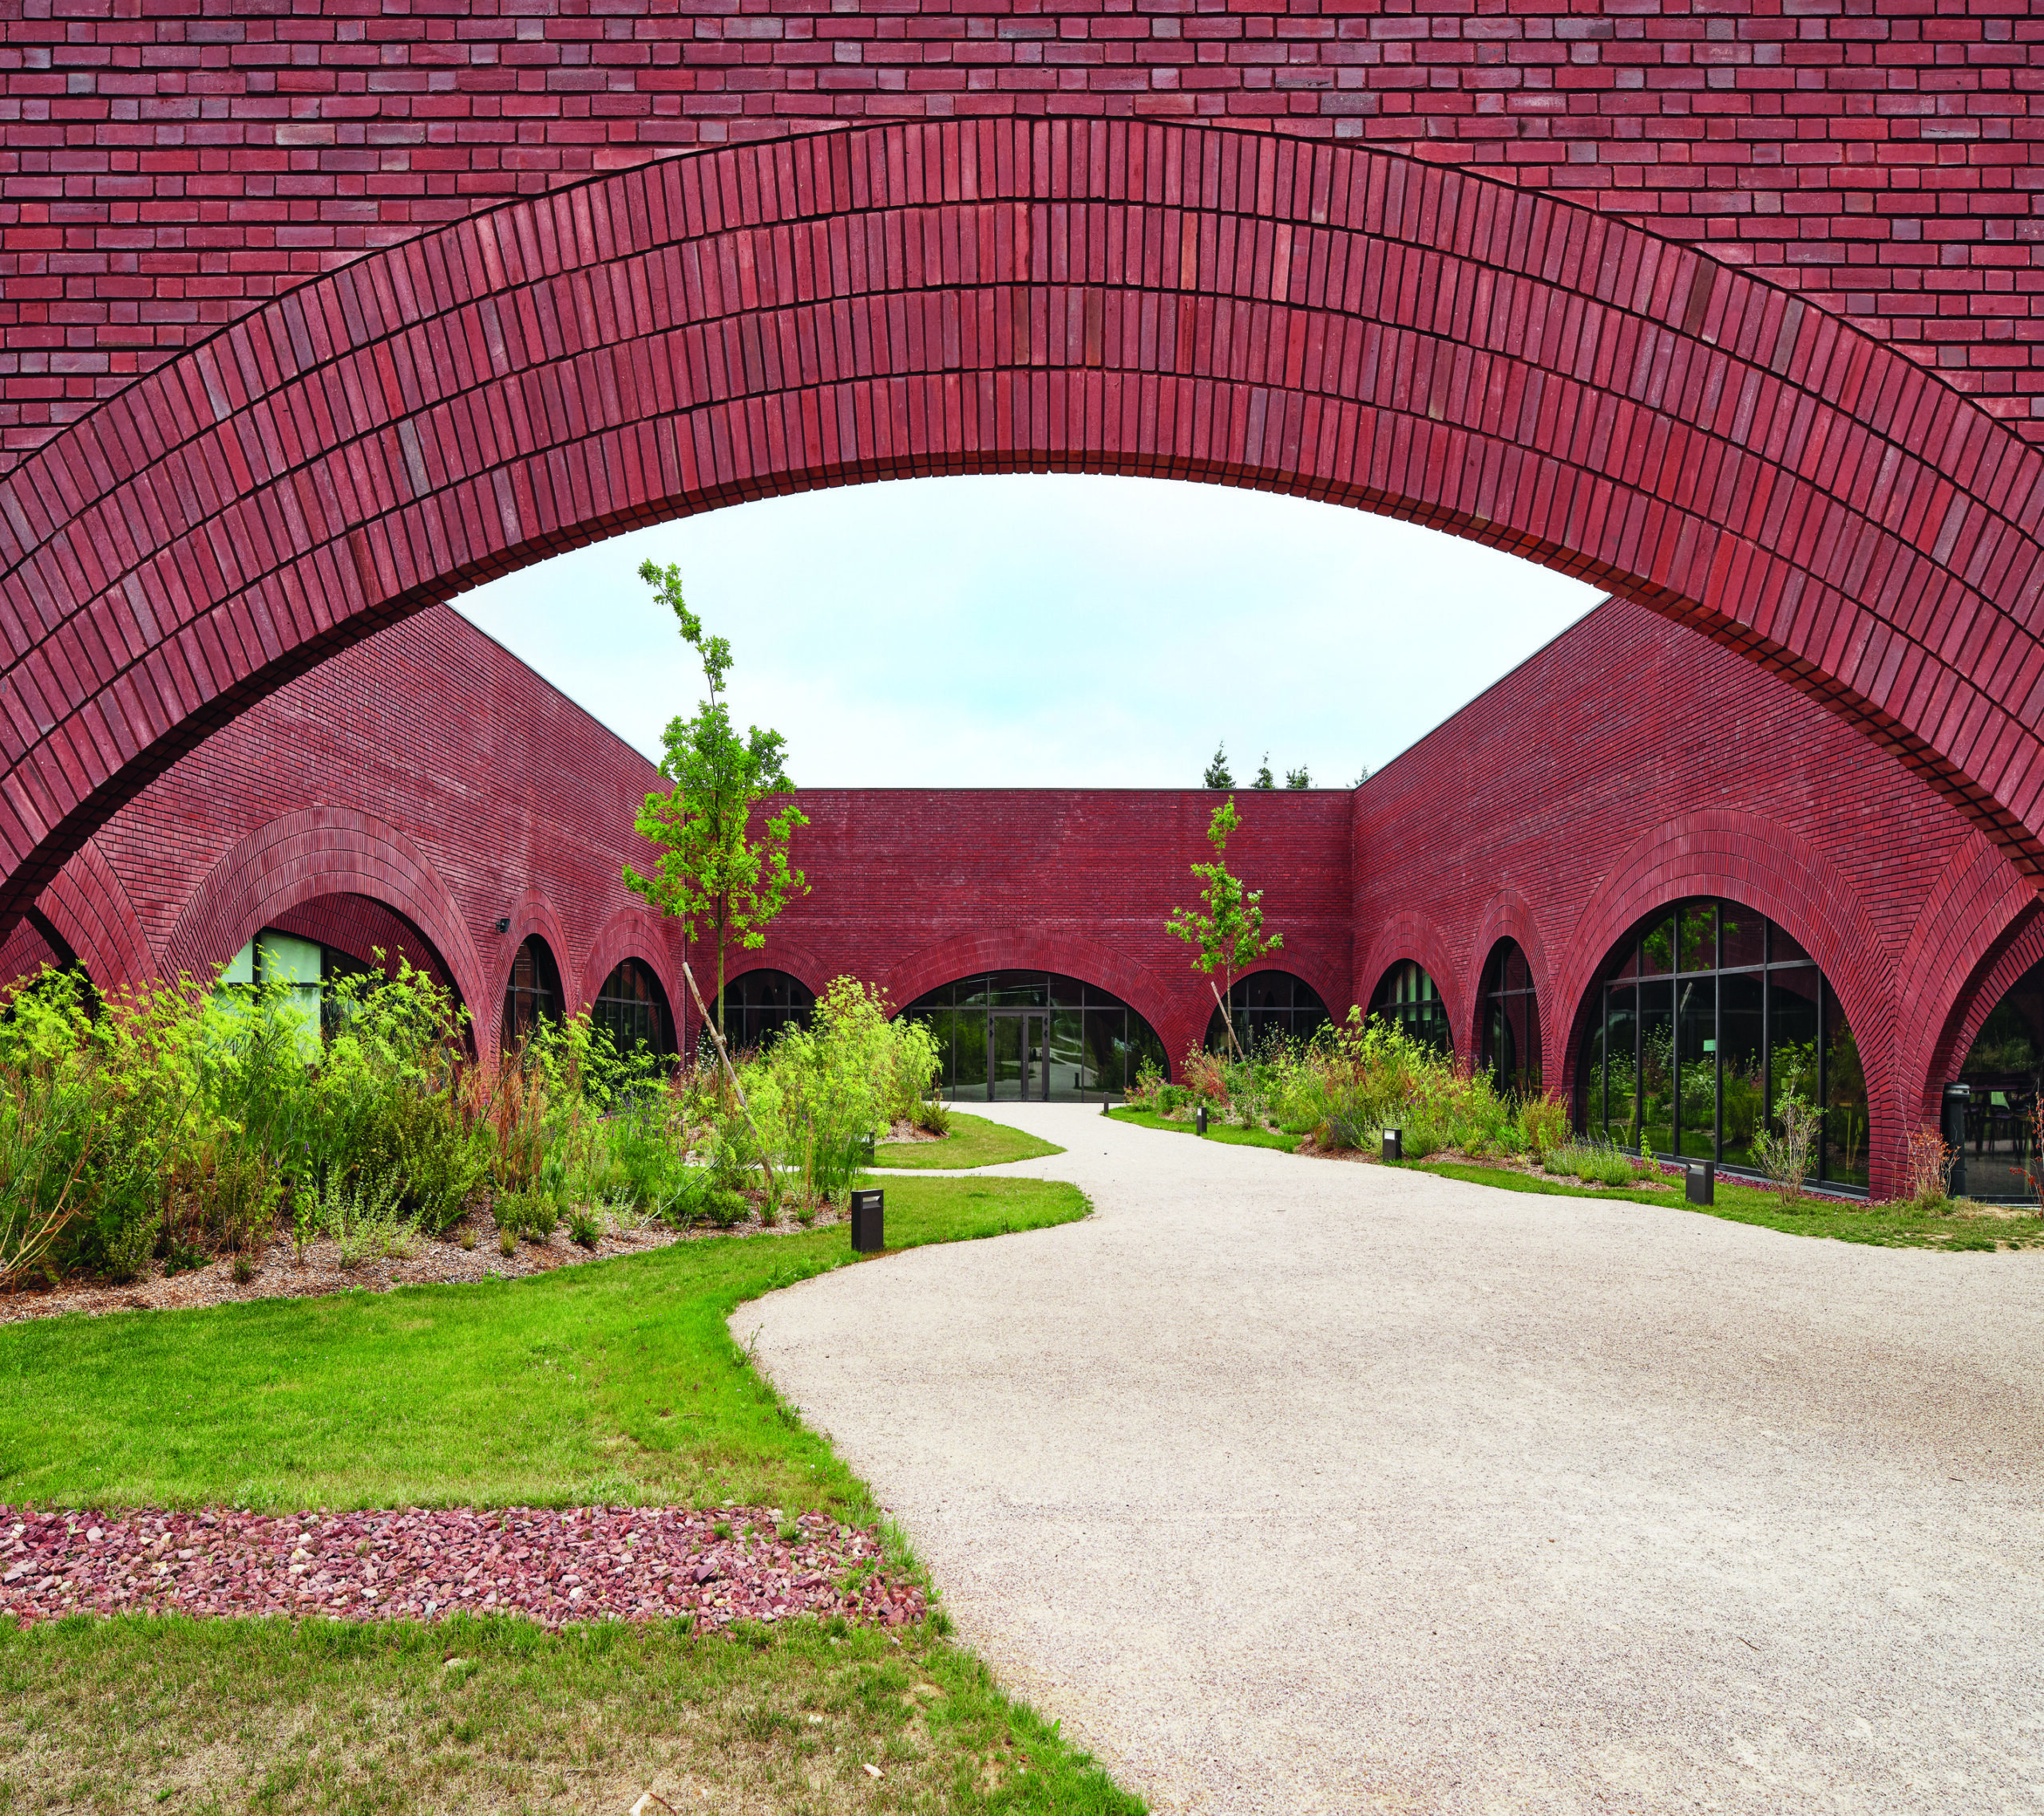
(750, 1106, 2044, 1814)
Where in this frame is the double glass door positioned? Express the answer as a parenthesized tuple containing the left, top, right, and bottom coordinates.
(990, 1010, 1046, 1101)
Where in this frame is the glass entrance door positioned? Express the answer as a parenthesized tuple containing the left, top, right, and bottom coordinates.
(990, 1011, 1044, 1101)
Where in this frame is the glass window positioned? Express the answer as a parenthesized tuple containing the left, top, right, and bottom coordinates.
(1369, 960, 1450, 1056)
(1479, 940, 1541, 1096)
(715, 968, 815, 1052)
(1955, 955, 2044, 1201)
(502, 936, 562, 1050)
(593, 959, 672, 1057)
(1578, 900, 1861, 1192)
(901, 973, 1166, 1102)
(1206, 971, 1331, 1054)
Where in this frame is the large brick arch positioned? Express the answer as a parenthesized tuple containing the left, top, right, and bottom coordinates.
(164, 806, 489, 1031)
(2, 118, 2042, 946)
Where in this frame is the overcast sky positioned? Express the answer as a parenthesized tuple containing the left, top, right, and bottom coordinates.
(450, 473, 1601, 789)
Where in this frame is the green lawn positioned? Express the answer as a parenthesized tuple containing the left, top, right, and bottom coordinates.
(0, 1174, 1144, 1814)
(0, 1177, 1087, 1514)
(1410, 1160, 2043, 1250)
(873, 1112, 1065, 1170)
(1105, 1106, 1298, 1153)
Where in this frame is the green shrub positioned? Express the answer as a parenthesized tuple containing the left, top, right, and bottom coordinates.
(566, 1206, 602, 1250)
(1519, 1093, 1571, 1161)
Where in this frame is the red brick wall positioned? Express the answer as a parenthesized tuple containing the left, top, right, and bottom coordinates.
(750, 785, 1357, 1063)
(1, 0, 2039, 472)
(1353, 593, 2038, 1198)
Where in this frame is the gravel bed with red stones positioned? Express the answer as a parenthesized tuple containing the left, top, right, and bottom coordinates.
(0, 1504, 926, 1633)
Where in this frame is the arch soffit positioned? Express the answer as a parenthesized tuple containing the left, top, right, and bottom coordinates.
(164, 806, 486, 1014)
(1, 121, 2043, 941)
(1892, 830, 2043, 1105)
(883, 928, 1179, 1040)
(38, 837, 157, 991)
(1552, 810, 1892, 1106)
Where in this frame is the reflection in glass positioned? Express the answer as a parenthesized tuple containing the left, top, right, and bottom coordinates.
(502, 937, 562, 1049)
(1955, 955, 2044, 1201)
(1480, 940, 1541, 1095)
(1718, 973, 1765, 1169)
(715, 969, 815, 1052)
(1823, 993, 1869, 1189)
(1206, 971, 1332, 1054)
(1579, 900, 1865, 1193)
(1370, 960, 1452, 1055)
(1676, 974, 1717, 1158)
(903, 972, 1167, 1102)
(592, 958, 672, 1055)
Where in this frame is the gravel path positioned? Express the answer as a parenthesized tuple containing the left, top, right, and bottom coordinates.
(739, 1106, 2044, 1814)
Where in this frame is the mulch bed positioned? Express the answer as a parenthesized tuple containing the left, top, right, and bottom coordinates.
(0, 1503, 926, 1634)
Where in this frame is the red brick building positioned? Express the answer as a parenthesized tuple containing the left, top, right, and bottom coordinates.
(0, 0, 2040, 1204)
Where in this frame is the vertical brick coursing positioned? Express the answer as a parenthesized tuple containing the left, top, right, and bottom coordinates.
(1, 1, 2038, 469)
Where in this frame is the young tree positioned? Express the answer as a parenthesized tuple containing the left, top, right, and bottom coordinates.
(1252, 754, 1276, 790)
(1166, 797, 1283, 1060)
(624, 560, 809, 1040)
(1285, 765, 1311, 789)
(1202, 742, 1234, 789)
(1353, 764, 1372, 787)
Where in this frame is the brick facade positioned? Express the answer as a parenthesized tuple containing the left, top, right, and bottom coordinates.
(1, 115, 2040, 967)
(11, 586, 2035, 1199)
(2, 0, 2040, 469)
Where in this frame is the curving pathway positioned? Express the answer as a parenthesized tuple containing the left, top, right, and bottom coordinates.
(737, 1106, 2044, 1814)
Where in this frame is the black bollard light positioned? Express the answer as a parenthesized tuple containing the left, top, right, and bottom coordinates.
(850, 1187, 885, 1252)
(1101, 1095, 1111, 1117)
(1686, 1160, 1715, 1205)
(1196, 1104, 1208, 1137)
(1382, 1127, 1403, 1162)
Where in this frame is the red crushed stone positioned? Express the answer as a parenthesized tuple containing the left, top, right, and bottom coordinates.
(0, 1504, 926, 1634)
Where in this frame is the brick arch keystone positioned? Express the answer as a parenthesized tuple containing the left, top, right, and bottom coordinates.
(1552, 809, 1896, 1194)
(2, 119, 2043, 944)
(164, 807, 488, 1030)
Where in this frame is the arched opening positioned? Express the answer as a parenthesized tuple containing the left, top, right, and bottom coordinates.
(2, 118, 2040, 955)
(717, 969, 815, 1053)
(1579, 900, 1868, 1192)
(902, 971, 1168, 1103)
(1479, 940, 1541, 1097)
(1370, 961, 1452, 1057)
(1204, 972, 1330, 1054)
(592, 958, 675, 1058)
(216, 902, 456, 1050)
(502, 936, 563, 1050)
(1953, 955, 2043, 1202)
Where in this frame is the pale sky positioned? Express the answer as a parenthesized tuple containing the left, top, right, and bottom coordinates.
(450, 473, 1601, 789)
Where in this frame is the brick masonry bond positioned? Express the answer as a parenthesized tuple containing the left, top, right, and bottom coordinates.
(1, 0, 2042, 474)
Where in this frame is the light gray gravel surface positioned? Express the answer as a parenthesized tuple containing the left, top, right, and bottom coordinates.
(736, 1106, 2044, 1814)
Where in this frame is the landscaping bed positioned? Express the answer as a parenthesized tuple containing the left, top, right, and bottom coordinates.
(1, 1503, 922, 1634)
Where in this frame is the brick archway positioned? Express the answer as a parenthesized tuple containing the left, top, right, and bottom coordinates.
(2, 118, 2042, 942)
(163, 806, 488, 1031)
